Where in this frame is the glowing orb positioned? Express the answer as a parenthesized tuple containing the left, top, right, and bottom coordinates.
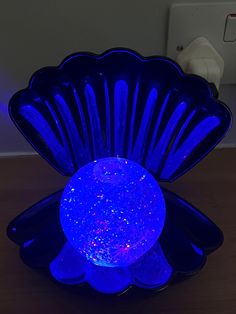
(60, 157, 166, 267)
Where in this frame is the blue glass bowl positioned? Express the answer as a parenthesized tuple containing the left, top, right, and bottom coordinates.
(7, 49, 231, 295)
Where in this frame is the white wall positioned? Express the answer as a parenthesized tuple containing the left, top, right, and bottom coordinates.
(0, 0, 235, 154)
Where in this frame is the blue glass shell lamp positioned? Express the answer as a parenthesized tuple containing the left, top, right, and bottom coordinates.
(7, 49, 231, 295)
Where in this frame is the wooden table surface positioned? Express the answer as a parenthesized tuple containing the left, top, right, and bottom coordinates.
(0, 148, 235, 314)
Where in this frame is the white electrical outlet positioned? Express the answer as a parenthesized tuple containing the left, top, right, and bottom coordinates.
(167, 2, 236, 85)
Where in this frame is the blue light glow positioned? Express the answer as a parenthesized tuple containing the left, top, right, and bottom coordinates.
(130, 87, 158, 163)
(54, 94, 88, 166)
(14, 49, 231, 181)
(50, 242, 86, 285)
(19, 105, 74, 174)
(131, 242, 173, 288)
(60, 157, 166, 267)
(8, 49, 231, 295)
(146, 101, 187, 173)
(50, 240, 173, 293)
(161, 116, 220, 178)
(84, 84, 106, 159)
(114, 80, 128, 157)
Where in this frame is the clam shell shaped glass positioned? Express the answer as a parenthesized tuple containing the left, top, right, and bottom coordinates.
(7, 49, 231, 295)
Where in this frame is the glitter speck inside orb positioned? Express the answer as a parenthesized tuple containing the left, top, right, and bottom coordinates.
(60, 157, 166, 267)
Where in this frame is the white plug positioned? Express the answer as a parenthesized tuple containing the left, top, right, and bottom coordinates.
(176, 37, 224, 90)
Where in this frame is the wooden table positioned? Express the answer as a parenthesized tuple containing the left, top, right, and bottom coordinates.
(1, 148, 235, 314)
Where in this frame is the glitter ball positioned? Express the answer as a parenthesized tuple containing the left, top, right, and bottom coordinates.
(60, 157, 166, 267)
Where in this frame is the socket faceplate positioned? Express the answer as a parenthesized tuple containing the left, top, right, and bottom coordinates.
(167, 2, 236, 84)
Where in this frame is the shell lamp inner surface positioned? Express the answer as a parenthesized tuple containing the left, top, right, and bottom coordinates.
(60, 157, 166, 267)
